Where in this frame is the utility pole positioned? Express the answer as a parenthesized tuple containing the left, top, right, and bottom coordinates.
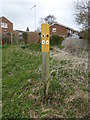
(29, 4, 37, 41)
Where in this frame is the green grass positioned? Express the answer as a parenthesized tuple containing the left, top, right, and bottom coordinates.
(2, 44, 42, 118)
(2, 44, 88, 118)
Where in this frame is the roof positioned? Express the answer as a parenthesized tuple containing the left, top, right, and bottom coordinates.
(15, 30, 37, 33)
(15, 30, 25, 32)
(50, 22, 77, 32)
(0, 16, 13, 24)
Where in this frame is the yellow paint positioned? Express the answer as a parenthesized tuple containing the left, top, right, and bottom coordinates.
(41, 23, 50, 52)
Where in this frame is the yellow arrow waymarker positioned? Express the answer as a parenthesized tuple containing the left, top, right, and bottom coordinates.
(41, 23, 50, 52)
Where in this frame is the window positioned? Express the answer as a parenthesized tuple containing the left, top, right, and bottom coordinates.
(19, 32, 22, 35)
(52, 28, 56, 32)
(1, 22, 8, 28)
(4, 29, 7, 32)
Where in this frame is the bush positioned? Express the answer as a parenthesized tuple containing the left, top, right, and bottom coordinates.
(50, 35, 64, 46)
(20, 43, 41, 51)
(79, 29, 88, 40)
(2, 36, 11, 45)
(28, 43, 41, 51)
(22, 32, 28, 44)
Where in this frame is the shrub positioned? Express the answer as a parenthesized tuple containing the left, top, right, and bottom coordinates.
(22, 32, 28, 44)
(50, 35, 64, 46)
(2, 36, 11, 45)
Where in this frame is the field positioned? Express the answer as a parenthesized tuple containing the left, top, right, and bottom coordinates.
(2, 43, 89, 118)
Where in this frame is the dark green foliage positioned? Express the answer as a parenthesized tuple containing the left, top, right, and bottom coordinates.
(22, 32, 28, 44)
(50, 35, 64, 46)
(20, 43, 52, 51)
(50, 46, 53, 50)
(27, 43, 41, 51)
(50, 79, 61, 91)
(2, 34, 11, 45)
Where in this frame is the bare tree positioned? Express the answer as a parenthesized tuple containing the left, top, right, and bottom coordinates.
(44, 15, 56, 25)
(74, 0, 88, 30)
(39, 15, 56, 25)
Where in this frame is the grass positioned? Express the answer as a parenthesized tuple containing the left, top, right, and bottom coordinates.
(2, 43, 89, 118)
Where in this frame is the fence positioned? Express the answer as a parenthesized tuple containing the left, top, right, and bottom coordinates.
(62, 37, 88, 49)
(27, 32, 40, 44)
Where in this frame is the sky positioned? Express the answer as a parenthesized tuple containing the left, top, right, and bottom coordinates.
(0, 0, 82, 31)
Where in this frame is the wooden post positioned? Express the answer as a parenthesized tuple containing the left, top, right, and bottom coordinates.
(70, 36, 72, 46)
(11, 33, 13, 44)
(45, 52, 50, 95)
(41, 23, 50, 96)
(42, 52, 49, 96)
(42, 52, 46, 95)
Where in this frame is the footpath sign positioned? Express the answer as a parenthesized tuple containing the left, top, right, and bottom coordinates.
(41, 23, 50, 52)
(41, 23, 50, 95)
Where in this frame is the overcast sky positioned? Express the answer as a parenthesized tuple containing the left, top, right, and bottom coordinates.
(0, 0, 82, 31)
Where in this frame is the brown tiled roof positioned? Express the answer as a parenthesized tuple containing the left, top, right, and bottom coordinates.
(50, 22, 78, 32)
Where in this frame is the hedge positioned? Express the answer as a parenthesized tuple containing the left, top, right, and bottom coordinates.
(50, 35, 64, 46)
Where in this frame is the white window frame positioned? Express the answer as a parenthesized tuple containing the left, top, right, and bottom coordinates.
(19, 32, 22, 35)
(1, 22, 8, 28)
(52, 28, 56, 32)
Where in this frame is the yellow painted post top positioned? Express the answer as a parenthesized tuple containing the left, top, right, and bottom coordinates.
(41, 23, 50, 52)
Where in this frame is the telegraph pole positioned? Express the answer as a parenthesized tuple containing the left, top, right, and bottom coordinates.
(29, 4, 37, 41)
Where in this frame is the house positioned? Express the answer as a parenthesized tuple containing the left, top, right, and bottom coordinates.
(50, 23, 78, 37)
(0, 16, 13, 34)
(0, 16, 13, 44)
(0, 16, 39, 44)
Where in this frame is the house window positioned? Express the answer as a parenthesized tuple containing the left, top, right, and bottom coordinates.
(4, 29, 7, 32)
(19, 32, 22, 35)
(1, 22, 8, 28)
(52, 28, 56, 32)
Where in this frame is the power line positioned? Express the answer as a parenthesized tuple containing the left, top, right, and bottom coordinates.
(29, 5, 36, 10)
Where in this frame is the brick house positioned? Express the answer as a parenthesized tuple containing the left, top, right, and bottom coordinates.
(0, 16, 39, 44)
(0, 16, 13, 44)
(50, 23, 77, 37)
(0, 16, 13, 34)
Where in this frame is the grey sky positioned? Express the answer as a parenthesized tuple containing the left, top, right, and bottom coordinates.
(0, 0, 81, 31)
